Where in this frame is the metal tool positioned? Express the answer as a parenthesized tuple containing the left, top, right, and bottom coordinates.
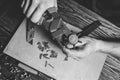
(26, 7, 101, 49)
(69, 20, 102, 45)
(42, 8, 101, 48)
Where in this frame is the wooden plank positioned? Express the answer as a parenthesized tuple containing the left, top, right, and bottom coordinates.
(3, 0, 120, 80)
(58, 0, 120, 39)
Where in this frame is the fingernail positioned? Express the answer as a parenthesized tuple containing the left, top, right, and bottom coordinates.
(67, 44, 73, 49)
(37, 17, 45, 25)
(75, 42, 82, 46)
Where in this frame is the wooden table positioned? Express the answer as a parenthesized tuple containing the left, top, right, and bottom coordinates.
(3, 0, 120, 80)
(4, 19, 107, 80)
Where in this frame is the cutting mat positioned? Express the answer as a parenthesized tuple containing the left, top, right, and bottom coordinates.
(3, 19, 107, 80)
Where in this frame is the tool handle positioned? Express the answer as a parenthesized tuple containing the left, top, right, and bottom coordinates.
(77, 21, 101, 38)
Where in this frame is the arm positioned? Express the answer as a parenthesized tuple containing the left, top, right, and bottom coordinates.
(62, 36, 120, 59)
(98, 40, 120, 57)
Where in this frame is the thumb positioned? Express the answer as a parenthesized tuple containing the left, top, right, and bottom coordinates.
(31, 5, 46, 23)
(78, 37, 92, 45)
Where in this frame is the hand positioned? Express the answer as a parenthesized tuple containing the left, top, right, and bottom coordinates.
(62, 36, 102, 59)
(21, 0, 57, 23)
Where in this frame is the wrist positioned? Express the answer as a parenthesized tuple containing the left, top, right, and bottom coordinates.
(95, 40, 108, 52)
(96, 40, 112, 53)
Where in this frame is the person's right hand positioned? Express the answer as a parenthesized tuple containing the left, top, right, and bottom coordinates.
(21, 0, 57, 23)
(62, 36, 103, 59)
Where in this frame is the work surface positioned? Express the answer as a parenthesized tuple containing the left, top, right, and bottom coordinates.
(4, 19, 106, 80)
(4, 0, 120, 80)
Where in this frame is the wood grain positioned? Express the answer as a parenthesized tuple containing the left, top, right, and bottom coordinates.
(57, 0, 120, 80)
(3, 0, 120, 80)
(58, 0, 120, 40)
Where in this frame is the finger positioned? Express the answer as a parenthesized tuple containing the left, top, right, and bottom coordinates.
(63, 47, 77, 55)
(75, 42, 83, 47)
(78, 37, 90, 44)
(21, 0, 25, 8)
(63, 47, 89, 58)
(63, 47, 81, 58)
(31, 5, 47, 23)
(54, 0, 58, 8)
(26, 1, 39, 18)
(66, 43, 74, 49)
(21, 0, 27, 13)
(78, 39, 86, 46)
(23, 0, 30, 13)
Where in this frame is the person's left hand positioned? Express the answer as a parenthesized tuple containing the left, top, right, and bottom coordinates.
(21, 0, 57, 23)
(62, 36, 102, 59)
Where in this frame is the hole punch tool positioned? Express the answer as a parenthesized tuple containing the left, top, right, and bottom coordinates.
(26, 7, 102, 49)
(41, 7, 102, 49)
